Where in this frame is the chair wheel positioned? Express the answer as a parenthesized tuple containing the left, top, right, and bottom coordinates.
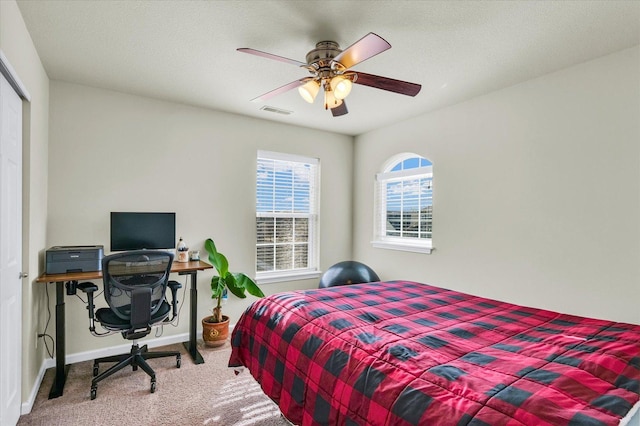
(93, 365, 99, 377)
(176, 355, 181, 368)
(150, 380, 156, 393)
(133, 365, 138, 371)
(90, 387, 97, 400)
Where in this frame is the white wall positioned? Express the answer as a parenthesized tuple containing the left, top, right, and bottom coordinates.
(0, 0, 50, 404)
(48, 81, 353, 354)
(353, 46, 640, 325)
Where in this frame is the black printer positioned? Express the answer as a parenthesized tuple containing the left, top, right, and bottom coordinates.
(45, 245, 104, 274)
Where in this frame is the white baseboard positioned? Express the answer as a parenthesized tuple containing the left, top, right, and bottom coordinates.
(20, 331, 189, 415)
(21, 360, 48, 415)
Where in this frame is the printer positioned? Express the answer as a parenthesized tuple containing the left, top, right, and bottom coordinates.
(45, 245, 104, 274)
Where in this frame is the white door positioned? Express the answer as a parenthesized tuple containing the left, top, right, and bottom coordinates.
(0, 73, 23, 425)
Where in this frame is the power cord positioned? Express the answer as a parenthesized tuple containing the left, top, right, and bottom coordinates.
(38, 333, 55, 358)
(172, 275, 188, 327)
(39, 282, 104, 358)
(39, 284, 54, 359)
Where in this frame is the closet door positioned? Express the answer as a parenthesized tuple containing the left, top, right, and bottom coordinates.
(0, 72, 23, 426)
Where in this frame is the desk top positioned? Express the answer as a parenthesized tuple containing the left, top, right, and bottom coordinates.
(36, 260, 213, 283)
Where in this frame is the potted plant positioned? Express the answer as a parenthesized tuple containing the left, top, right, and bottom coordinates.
(202, 238, 264, 347)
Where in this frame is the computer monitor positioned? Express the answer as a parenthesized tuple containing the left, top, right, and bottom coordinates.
(110, 212, 176, 252)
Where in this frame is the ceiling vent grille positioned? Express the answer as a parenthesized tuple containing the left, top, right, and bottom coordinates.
(260, 105, 292, 115)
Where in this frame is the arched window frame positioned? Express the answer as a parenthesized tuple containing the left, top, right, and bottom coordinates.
(373, 153, 433, 254)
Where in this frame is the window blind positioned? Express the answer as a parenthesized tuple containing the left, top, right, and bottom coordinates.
(256, 151, 319, 276)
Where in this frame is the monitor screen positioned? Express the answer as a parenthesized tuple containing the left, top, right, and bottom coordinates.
(110, 212, 176, 252)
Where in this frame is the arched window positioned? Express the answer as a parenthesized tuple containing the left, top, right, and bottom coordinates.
(373, 153, 433, 253)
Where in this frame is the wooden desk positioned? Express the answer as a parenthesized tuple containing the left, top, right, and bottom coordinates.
(36, 260, 212, 399)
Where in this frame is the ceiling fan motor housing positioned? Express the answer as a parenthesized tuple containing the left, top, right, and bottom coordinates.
(306, 41, 343, 70)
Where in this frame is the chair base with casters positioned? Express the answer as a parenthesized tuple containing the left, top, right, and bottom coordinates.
(78, 251, 184, 400)
(90, 342, 181, 400)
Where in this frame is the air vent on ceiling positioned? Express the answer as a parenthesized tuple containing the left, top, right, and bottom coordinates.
(260, 105, 292, 115)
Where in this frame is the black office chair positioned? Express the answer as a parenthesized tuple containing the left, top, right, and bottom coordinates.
(78, 250, 182, 400)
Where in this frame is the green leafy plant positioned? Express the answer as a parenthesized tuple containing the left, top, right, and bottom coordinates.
(204, 238, 264, 323)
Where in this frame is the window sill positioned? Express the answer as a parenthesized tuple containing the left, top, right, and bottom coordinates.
(256, 270, 322, 285)
(371, 240, 434, 254)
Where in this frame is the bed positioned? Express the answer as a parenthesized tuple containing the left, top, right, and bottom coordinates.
(229, 281, 640, 425)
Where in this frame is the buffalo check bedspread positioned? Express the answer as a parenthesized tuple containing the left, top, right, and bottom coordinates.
(228, 281, 640, 425)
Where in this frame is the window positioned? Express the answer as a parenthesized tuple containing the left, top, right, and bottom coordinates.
(256, 151, 320, 283)
(373, 153, 433, 254)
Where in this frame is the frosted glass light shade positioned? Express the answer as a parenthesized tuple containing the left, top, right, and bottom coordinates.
(298, 80, 320, 103)
(330, 75, 352, 100)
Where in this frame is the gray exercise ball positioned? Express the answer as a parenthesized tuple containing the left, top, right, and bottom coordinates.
(318, 261, 380, 288)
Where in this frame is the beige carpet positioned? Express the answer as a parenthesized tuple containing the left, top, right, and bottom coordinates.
(19, 341, 292, 426)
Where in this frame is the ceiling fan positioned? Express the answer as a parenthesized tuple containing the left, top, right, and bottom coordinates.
(238, 32, 421, 117)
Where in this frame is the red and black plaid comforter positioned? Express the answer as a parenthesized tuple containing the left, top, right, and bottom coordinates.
(229, 281, 640, 425)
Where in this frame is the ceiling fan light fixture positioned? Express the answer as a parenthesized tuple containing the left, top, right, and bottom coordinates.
(330, 75, 352, 100)
(298, 80, 320, 103)
(324, 87, 343, 110)
(239, 32, 422, 117)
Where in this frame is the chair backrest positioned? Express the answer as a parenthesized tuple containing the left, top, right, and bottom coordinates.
(101, 250, 174, 322)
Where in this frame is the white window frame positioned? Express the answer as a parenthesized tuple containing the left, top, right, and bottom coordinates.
(256, 150, 321, 284)
(372, 153, 434, 254)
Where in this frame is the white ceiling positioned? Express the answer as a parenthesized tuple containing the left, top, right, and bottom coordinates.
(16, 1, 640, 136)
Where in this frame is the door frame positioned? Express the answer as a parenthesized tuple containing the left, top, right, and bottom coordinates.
(0, 52, 30, 103)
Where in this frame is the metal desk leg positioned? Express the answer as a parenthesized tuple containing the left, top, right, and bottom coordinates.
(181, 270, 204, 364)
(48, 281, 69, 398)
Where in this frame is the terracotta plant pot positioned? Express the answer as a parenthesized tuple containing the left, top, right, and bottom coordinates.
(202, 315, 230, 347)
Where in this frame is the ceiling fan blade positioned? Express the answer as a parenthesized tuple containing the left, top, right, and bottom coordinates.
(250, 79, 307, 102)
(333, 33, 391, 70)
(237, 48, 307, 67)
(353, 72, 421, 97)
(331, 101, 348, 117)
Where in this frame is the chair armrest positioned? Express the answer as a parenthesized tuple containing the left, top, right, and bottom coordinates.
(168, 280, 182, 292)
(167, 280, 182, 318)
(77, 282, 99, 293)
(77, 281, 99, 320)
